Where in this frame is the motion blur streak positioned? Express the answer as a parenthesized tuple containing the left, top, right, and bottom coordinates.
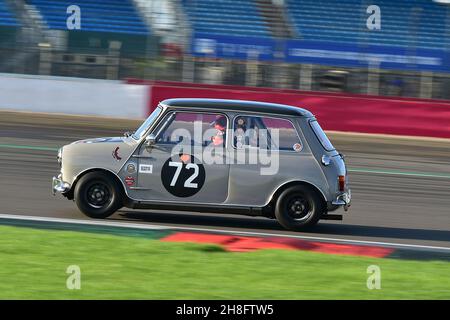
(0, 111, 449, 249)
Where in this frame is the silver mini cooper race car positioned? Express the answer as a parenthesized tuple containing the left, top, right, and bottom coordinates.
(52, 98, 351, 230)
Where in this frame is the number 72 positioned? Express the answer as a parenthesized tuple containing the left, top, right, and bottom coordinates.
(168, 161, 199, 188)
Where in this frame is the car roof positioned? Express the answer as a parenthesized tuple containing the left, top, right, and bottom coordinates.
(160, 98, 313, 117)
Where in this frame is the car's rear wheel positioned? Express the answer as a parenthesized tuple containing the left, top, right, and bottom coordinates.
(74, 171, 123, 219)
(274, 185, 325, 231)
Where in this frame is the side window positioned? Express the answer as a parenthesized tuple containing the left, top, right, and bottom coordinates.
(233, 115, 301, 151)
(233, 116, 264, 149)
(261, 117, 302, 151)
(155, 112, 227, 147)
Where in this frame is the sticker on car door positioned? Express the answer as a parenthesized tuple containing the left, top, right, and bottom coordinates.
(161, 155, 206, 197)
(139, 164, 153, 174)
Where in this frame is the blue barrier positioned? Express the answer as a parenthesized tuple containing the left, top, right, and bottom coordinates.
(191, 33, 450, 73)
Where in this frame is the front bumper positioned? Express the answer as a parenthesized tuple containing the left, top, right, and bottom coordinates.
(331, 189, 351, 211)
(52, 174, 71, 195)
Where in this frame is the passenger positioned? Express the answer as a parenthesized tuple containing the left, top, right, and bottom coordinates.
(234, 117, 247, 148)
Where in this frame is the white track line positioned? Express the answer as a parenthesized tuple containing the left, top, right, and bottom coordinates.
(0, 214, 166, 231)
(0, 213, 449, 252)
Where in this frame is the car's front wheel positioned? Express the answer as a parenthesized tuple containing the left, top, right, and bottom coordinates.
(274, 185, 325, 231)
(74, 171, 123, 219)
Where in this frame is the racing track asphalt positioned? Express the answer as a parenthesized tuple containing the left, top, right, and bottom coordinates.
(0, 110, 449, 249)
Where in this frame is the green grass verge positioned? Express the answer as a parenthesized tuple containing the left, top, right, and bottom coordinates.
(0, 225, 448, 299)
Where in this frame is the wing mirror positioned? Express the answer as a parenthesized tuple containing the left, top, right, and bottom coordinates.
(145, 134, 157, 148)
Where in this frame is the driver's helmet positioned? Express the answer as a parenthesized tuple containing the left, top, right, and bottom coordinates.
(212, 115, 227, 131)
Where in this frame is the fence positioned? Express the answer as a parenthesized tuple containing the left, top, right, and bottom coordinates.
(1, 36, 450, 100)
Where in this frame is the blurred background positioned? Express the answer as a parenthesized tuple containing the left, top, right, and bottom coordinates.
(0, 2, 449, 299)
(1, 0, 450, 99)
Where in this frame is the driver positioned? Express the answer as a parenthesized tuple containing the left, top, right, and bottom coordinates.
(211, 115, 227, 146)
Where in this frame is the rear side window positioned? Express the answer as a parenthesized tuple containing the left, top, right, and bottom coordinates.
(233, 115, 302, 151)
(309, 120, 335, 151)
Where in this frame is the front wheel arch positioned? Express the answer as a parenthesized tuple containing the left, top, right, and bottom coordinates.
(67, 168, 127, 201)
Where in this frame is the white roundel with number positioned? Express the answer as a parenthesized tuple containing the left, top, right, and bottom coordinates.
(161, 156, 206, 197)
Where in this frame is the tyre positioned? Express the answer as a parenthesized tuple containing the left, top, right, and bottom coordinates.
(274, 185, 325, 231)
(74, 171, 123, 219)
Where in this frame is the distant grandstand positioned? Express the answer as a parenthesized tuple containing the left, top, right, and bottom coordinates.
(0, 0, 19, 27)
(0, 0, 20, 42)
(29, 0, 149, 34)
(182, 0, 271, 38)
(0, 0, 449, 98)
(287, 0, 446, 49)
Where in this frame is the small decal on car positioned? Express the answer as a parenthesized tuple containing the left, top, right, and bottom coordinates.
(112, 147, 122, 161)
(180, 154, 190, 164)
(126, 163, 136, 173)
(293, 143, 302, 152)
(125, 176, 135, 186)
(139, 164, 153, 174)
(161, 155, 205, 197)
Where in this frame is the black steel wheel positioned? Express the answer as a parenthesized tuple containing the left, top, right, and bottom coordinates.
(86, 182, 111, 208)
(75, 171, 123, 219)
(275, 185, 325, 230)
(286, 195, 313, 221)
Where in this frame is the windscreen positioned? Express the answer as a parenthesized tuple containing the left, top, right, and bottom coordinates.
(132, 107, 162, 140)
